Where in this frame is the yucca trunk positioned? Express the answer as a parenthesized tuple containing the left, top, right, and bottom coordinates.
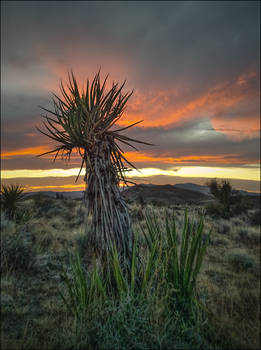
(84, 137, 133, 262)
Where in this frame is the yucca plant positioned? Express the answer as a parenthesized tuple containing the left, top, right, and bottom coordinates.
(0, 184, 26, 220)
(37, 70, 151, 265)
(141, 210, 211, 310)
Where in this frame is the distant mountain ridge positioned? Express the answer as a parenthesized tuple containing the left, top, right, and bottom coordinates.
(173, 183, 212, 196)
(121, 184, 211, 205)
(24, 183, 260, 201)
(173, 183, 259, 197)
(25, 191, 84, 199)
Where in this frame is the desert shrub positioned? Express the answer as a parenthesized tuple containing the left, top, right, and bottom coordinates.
(206, 203, 229, 219)
(37, 203, 63, 218)
(231, 217, 243, 226)
(210, 237, 230, 246)
(226, 249, 257, 273)
(62, 198, 77, 210)
(137, 192, 145, 208)
(1, 231, 36, 273)
(207, 179, 233, 212)
(0, 211, 15, 231)
(76, 233, 91, 262)
(56, 192, 65, 200)
(249, 210, 261, 226)
(57, 291, 210, 350)
(206, 179, 247, 218)
(14, 206, 34, 224)
(217, 220, 231, 234)
(237, 227, 260, 245)
(90, 294, 155, 349)
(36, 230, 55, 250)
(68, 206, 86, 227)
(151, 199, 166, 207)
(130, 206, 144, 222)
(230, 197, 248, 216)
(32, 193, 51, 205)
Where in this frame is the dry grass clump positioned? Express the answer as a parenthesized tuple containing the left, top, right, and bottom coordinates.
(210, 236, 230, 246)
(249, 209, 260, 226)
(236, 226, 260, 246)
(1, 223, 36, 273)
(201, 275, 260, 350)
(0, 211, 16, 233)
(226, 248, 258, 273)
(194, 202, 260, 350)
(230, 216, 244, 226)
(216, 219, 231, 234)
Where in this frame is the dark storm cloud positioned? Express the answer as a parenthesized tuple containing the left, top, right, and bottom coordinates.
(2, 1, 259, 110)
(2, 1, 259, 87)
(2, 93, 51, 122)
(1, 155, 80, 171)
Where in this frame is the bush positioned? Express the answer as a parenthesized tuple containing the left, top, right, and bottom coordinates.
(230, 196, 248, 216)
(76, 233, 91, 263)
(0, 211, 15, 231)
(90, 295, 156, 350)
(226, 249, 257, 273)
(207, 179, 232, 212)
(14, 206, 34, 224)
(206, 179, 247, 218)
(36, 230, 55, 250)
(237, 227, 260, 245)
(249, 210, 261, 226)
(206, 203, 229, 219)
(1, 231, 36, 273)
(130, 206, 144, 222)
(217, 221, 231, 234)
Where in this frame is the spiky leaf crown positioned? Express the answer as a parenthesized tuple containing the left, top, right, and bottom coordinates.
(37, 70, 152, 184)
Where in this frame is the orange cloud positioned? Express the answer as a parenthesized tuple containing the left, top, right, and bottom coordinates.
(124, 152, 248, 165)
(28, 67, 258, 142)
(120, 70, 259, 139)
(2, 145, 249, 166)
(26, 184, 85, 192)
(23, 183, 126, 192)
(2, 143, 255, 167)
(2, 146, 51, 159)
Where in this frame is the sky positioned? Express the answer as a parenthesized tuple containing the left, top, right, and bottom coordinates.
(1, 1, 260, 192)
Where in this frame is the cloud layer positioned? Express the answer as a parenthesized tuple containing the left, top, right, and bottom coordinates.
(1, 1, 260, 190)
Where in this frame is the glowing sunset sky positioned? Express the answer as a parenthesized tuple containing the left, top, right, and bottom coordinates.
(1, 1, 260, 192)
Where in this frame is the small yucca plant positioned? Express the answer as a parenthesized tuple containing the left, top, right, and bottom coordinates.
(0, 184, 26, 220)
(141, 210, 211, 309)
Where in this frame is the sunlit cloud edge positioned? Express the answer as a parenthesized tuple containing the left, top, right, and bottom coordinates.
(1, 165, 260, 182)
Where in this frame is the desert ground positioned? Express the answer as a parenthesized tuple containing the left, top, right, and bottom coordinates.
(1, 185, 260, 349)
